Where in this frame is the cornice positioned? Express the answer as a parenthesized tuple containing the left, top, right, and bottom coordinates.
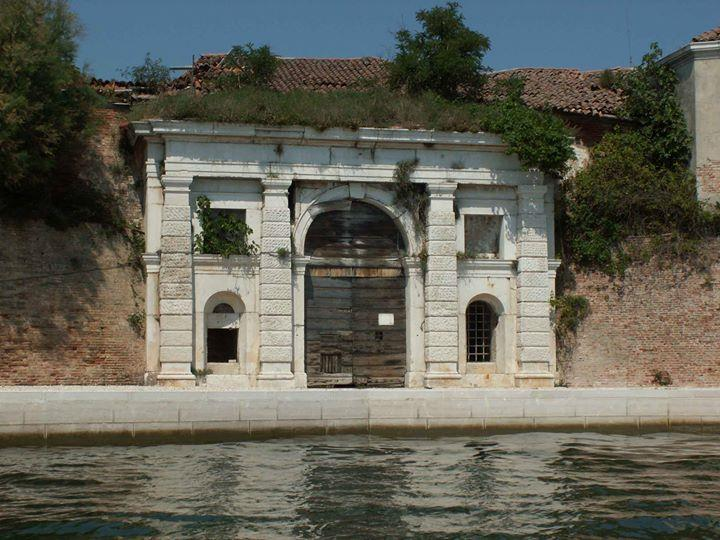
(130, 121, 507, 151)
(662, 41, 720, 67)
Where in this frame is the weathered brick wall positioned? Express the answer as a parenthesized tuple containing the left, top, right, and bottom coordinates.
(0, 110, 145, 385)
(559, 239, 720, 387)
(698, 159, 720, 201)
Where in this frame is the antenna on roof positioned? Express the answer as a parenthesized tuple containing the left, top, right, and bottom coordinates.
(625, 0, 633, 66)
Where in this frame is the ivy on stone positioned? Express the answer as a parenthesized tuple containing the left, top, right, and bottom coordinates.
(193, 196, 258, 257)
(391, 158, 428, 233)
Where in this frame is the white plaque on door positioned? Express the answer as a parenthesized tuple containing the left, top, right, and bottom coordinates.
(378, 313, 394, 326)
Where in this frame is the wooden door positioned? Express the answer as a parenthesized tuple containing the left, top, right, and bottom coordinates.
(305, 267, 406, 387)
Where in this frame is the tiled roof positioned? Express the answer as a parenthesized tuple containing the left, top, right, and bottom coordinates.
(692, 26, 720, 43)
(171, 55, 387, 93)
(488, 67, 626, 117)
(171, 54, 626, 117)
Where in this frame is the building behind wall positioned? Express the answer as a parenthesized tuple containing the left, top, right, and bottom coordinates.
(133, 122, 559, 388)
(664, 26, 720, 204)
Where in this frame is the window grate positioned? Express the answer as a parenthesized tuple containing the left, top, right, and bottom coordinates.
(466, 301, 494, 362)
(320, 353, 341, 373)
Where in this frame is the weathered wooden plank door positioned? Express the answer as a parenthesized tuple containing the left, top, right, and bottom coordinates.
(305, 268, 406, 387)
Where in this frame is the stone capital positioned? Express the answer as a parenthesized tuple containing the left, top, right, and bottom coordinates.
(293, 256, 309, 274)
(427, 182, 458, 199)
(262, 177, 292, 194)
(162, 175, 193, 193)
(143, 253, 161, 273)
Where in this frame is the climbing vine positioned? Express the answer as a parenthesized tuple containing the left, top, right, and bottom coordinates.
(390, 158, 428, 234)
(193, 196, 258, 257)
(551, 294, 589, 343)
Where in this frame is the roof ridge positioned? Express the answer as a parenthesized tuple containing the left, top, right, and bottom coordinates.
(277, 56, 385, 61)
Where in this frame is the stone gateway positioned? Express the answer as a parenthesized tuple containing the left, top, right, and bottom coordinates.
(132, 122, 558, 389)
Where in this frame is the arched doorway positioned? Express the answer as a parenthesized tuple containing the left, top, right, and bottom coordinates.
(304, 200, 407, 387)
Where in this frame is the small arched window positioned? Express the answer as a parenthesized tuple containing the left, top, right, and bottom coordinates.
(213, 303, 235, 314)
(466, 300, 497, 362)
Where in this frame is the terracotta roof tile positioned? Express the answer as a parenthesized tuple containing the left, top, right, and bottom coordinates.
(692, 26, 720, 42)
(171, 54, 626, 117)
(487, 67, 626, 117)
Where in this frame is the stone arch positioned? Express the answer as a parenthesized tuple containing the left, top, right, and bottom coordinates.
(466, 292, 505, 316)
(294, 183, 422, 256)
(204, 291, 245, 316)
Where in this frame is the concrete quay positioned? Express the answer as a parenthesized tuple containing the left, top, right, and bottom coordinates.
(1, 387, 720, 446)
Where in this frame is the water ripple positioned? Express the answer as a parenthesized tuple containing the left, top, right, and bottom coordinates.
(1, 432, 720, 537)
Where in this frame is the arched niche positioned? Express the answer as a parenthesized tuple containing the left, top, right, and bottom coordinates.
(460, 293, 509, 374)
(204, 292, 246, 366)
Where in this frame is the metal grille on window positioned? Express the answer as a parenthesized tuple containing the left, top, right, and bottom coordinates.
(466, 301, 494, 362)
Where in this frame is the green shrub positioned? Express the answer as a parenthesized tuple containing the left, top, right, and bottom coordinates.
(0, 0, 113, 228)
(560, 44, 720, 274)
(193, 195, 258, 257)
(619, 43, 691, 170)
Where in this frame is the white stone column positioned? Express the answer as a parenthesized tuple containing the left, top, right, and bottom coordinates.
(142, 140, 164, 384)
(404, 257, 426, 388)
(157, 175, 195, 387)
(257, 177, 295, 388)
(144, 140, 164, 254)
(424, 182, 461, 387)
(515, 183, 554, 388)
(292, 257, 308, 388)
(143, 254, 160, 383)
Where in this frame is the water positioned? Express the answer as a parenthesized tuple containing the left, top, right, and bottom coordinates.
(1, 432, 720, 538)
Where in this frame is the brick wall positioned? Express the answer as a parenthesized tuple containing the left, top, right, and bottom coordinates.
(698, 159, 720, 201)
(559, 239, 720, 387)
(0, 110, 145, 385)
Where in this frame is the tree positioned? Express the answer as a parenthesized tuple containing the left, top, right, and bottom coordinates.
(215, 43, 278, 90)
(123, 53, 170, 92)
(389, 2, 490, 99)
(0, 0, 103, 225)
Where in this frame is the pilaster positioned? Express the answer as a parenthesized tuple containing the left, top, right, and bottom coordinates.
(145, 139, 164, 253)
(424, 182, 461, 387)
(143, 254, 160, 384)
(404, 257, 426, 388)
(292, 257, 309, 388)
(157, 175, 195, 387)
(515, 182, 554, 388)
(258, 177, 295, 388)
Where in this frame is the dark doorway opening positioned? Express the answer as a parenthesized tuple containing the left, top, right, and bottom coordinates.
(207, 328, 238, 363)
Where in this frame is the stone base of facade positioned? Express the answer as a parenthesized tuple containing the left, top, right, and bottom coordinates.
(514, 373, 555, 388)
(256, 374, 296, 390)
(464, 373, 517, 388)
(424, 372, 463, 388)
(205, 374, 252, 388)
(157, 374, 197, 388)
(405, 371, 426, 388)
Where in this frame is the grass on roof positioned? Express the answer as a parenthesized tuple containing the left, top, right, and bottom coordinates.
(128, 86, 574, 176)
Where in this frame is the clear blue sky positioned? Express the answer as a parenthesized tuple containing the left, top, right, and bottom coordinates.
(69, 0, 719, 80)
